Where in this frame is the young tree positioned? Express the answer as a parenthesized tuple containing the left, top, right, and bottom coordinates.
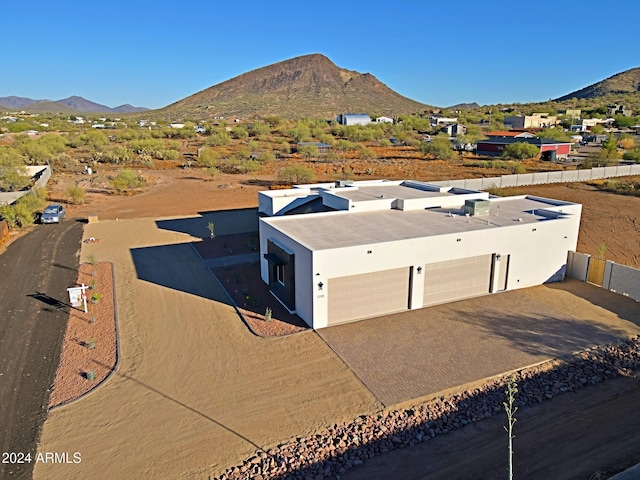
(601, 133, 619, 158)
(504, 375, 518, 480)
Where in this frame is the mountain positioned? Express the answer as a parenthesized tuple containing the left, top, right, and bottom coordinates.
(447, 102, 481, 110)
(0, 96, 41, 109)
(0, 95, 149, 113)
(161, 54, 430, 119)
(555, 67, 640, 101)
(112, 104, 149, 113)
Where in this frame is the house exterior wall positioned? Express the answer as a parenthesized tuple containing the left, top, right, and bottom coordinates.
(259, 220, 314, 326)
(264, 202, 580, 329)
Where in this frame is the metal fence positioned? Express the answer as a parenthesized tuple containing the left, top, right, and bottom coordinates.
(431, 164, 640, 190)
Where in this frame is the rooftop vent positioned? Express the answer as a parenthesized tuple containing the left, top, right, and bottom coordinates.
(463, 199, 490, 216)
(335, 180, 354, 188)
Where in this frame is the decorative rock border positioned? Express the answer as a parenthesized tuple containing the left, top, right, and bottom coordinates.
(215, 336, 640, 480)
(48, 262, 120, 410)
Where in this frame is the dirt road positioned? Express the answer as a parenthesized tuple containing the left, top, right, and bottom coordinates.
(343, 376, 640, 480)
(0, 221, 82, 479)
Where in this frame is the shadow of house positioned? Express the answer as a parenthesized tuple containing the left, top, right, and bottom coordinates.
(130, 244, 229, 304)
(155, 207, 259, 239)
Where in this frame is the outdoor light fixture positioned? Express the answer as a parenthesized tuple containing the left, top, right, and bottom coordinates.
(417, 267, 423, 274)
(318, 282, 324, 291)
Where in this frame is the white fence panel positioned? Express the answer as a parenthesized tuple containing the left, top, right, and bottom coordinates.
(532, 172, 550, 185)
(516, 173, 534, 186)
(591, 167, 606, 179)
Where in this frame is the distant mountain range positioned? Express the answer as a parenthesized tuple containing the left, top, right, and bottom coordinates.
(161, 53, 430, 119)
(0, 95, 149, 114)
(554, 67, 640, 101)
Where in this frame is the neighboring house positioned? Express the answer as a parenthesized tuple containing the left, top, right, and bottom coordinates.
(92, 124, 105, 129)
(258, 179, 581, 329)
(607, 104, 632, 117)
(429, 116, 458, 127)
(168, 123, 185, 129)
(375, 116, 394, 124)
(476, 137, 572, 160)
(486, 131, 536, 139)
(336, 114, 372, 126)
(295, 142, 332, 154)
(442, 124, 467, 136)
(504, 114, 557, 129)
(570, 118, 610, 132)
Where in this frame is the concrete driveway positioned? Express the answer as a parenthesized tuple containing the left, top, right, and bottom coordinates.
(318, 279, 640, 406)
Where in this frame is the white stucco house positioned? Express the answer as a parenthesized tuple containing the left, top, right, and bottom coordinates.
(258, 180, 582, 329)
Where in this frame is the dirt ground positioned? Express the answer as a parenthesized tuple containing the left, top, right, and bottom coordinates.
(35, 218, 380, 480)
(33, 167, 640, 479)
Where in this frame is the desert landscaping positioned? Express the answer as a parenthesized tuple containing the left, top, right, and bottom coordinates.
(26, 166, 640, 479)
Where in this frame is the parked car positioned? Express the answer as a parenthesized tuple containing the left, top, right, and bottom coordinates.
(41, 204, 66, 224)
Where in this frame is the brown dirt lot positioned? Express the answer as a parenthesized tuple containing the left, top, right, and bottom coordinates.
(33, 167, 640, 479)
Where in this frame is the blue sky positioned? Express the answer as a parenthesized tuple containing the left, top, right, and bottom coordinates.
(4, 0, 639, 109)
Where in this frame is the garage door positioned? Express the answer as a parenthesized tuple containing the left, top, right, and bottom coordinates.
(327, 267, 410, 326)
(423, 255, 492, 307)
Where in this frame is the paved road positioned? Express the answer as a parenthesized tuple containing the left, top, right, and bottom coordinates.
(0, 220, 82, 479)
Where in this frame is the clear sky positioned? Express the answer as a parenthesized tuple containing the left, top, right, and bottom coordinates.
(3, 0, 639, 109)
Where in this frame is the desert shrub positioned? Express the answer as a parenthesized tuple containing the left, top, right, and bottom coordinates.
(256, 151, 275, 163)
(198, 148, 220, 167)
(356, 145, 376, 159)
(67, 184, 86, 204)
(618, 134, 636, 150)
(0, 191, 43, 227)
(231, 125, 248, 140)
(206, 130, 230, 146)
(0, 146, 24, 167)
(0, 166, 30, 192)
(239, 160, 262, 174)
(622, 148, 640, 162)
(501, 142, 539, 160)
(78, 130, 110, 150)
(277, 164, 315, 184)
(249, 122, 269, 137)
(419, 137, 455, 160)
(110, 169, 145, 193)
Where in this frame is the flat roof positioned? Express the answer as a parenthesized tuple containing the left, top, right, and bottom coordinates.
(334, 183, 452, 202)
(262, 196, 578, 251)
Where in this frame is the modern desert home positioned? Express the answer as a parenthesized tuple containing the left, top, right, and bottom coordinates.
(258, 180, 581, 329)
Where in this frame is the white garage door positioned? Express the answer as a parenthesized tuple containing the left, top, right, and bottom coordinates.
(327, 267, 410, 326)
(423, 255, 492, 307)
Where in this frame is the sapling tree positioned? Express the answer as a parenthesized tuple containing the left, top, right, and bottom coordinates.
(504, 375, 518, 480)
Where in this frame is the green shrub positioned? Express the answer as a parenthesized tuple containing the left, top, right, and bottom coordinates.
(110, 169, 145, 193)
(67, 184, 86, 204)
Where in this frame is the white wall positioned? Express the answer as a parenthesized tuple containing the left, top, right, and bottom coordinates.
(309, 205, 581, 327)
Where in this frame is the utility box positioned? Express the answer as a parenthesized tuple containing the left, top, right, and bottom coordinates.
(464, 199, 490, 216)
